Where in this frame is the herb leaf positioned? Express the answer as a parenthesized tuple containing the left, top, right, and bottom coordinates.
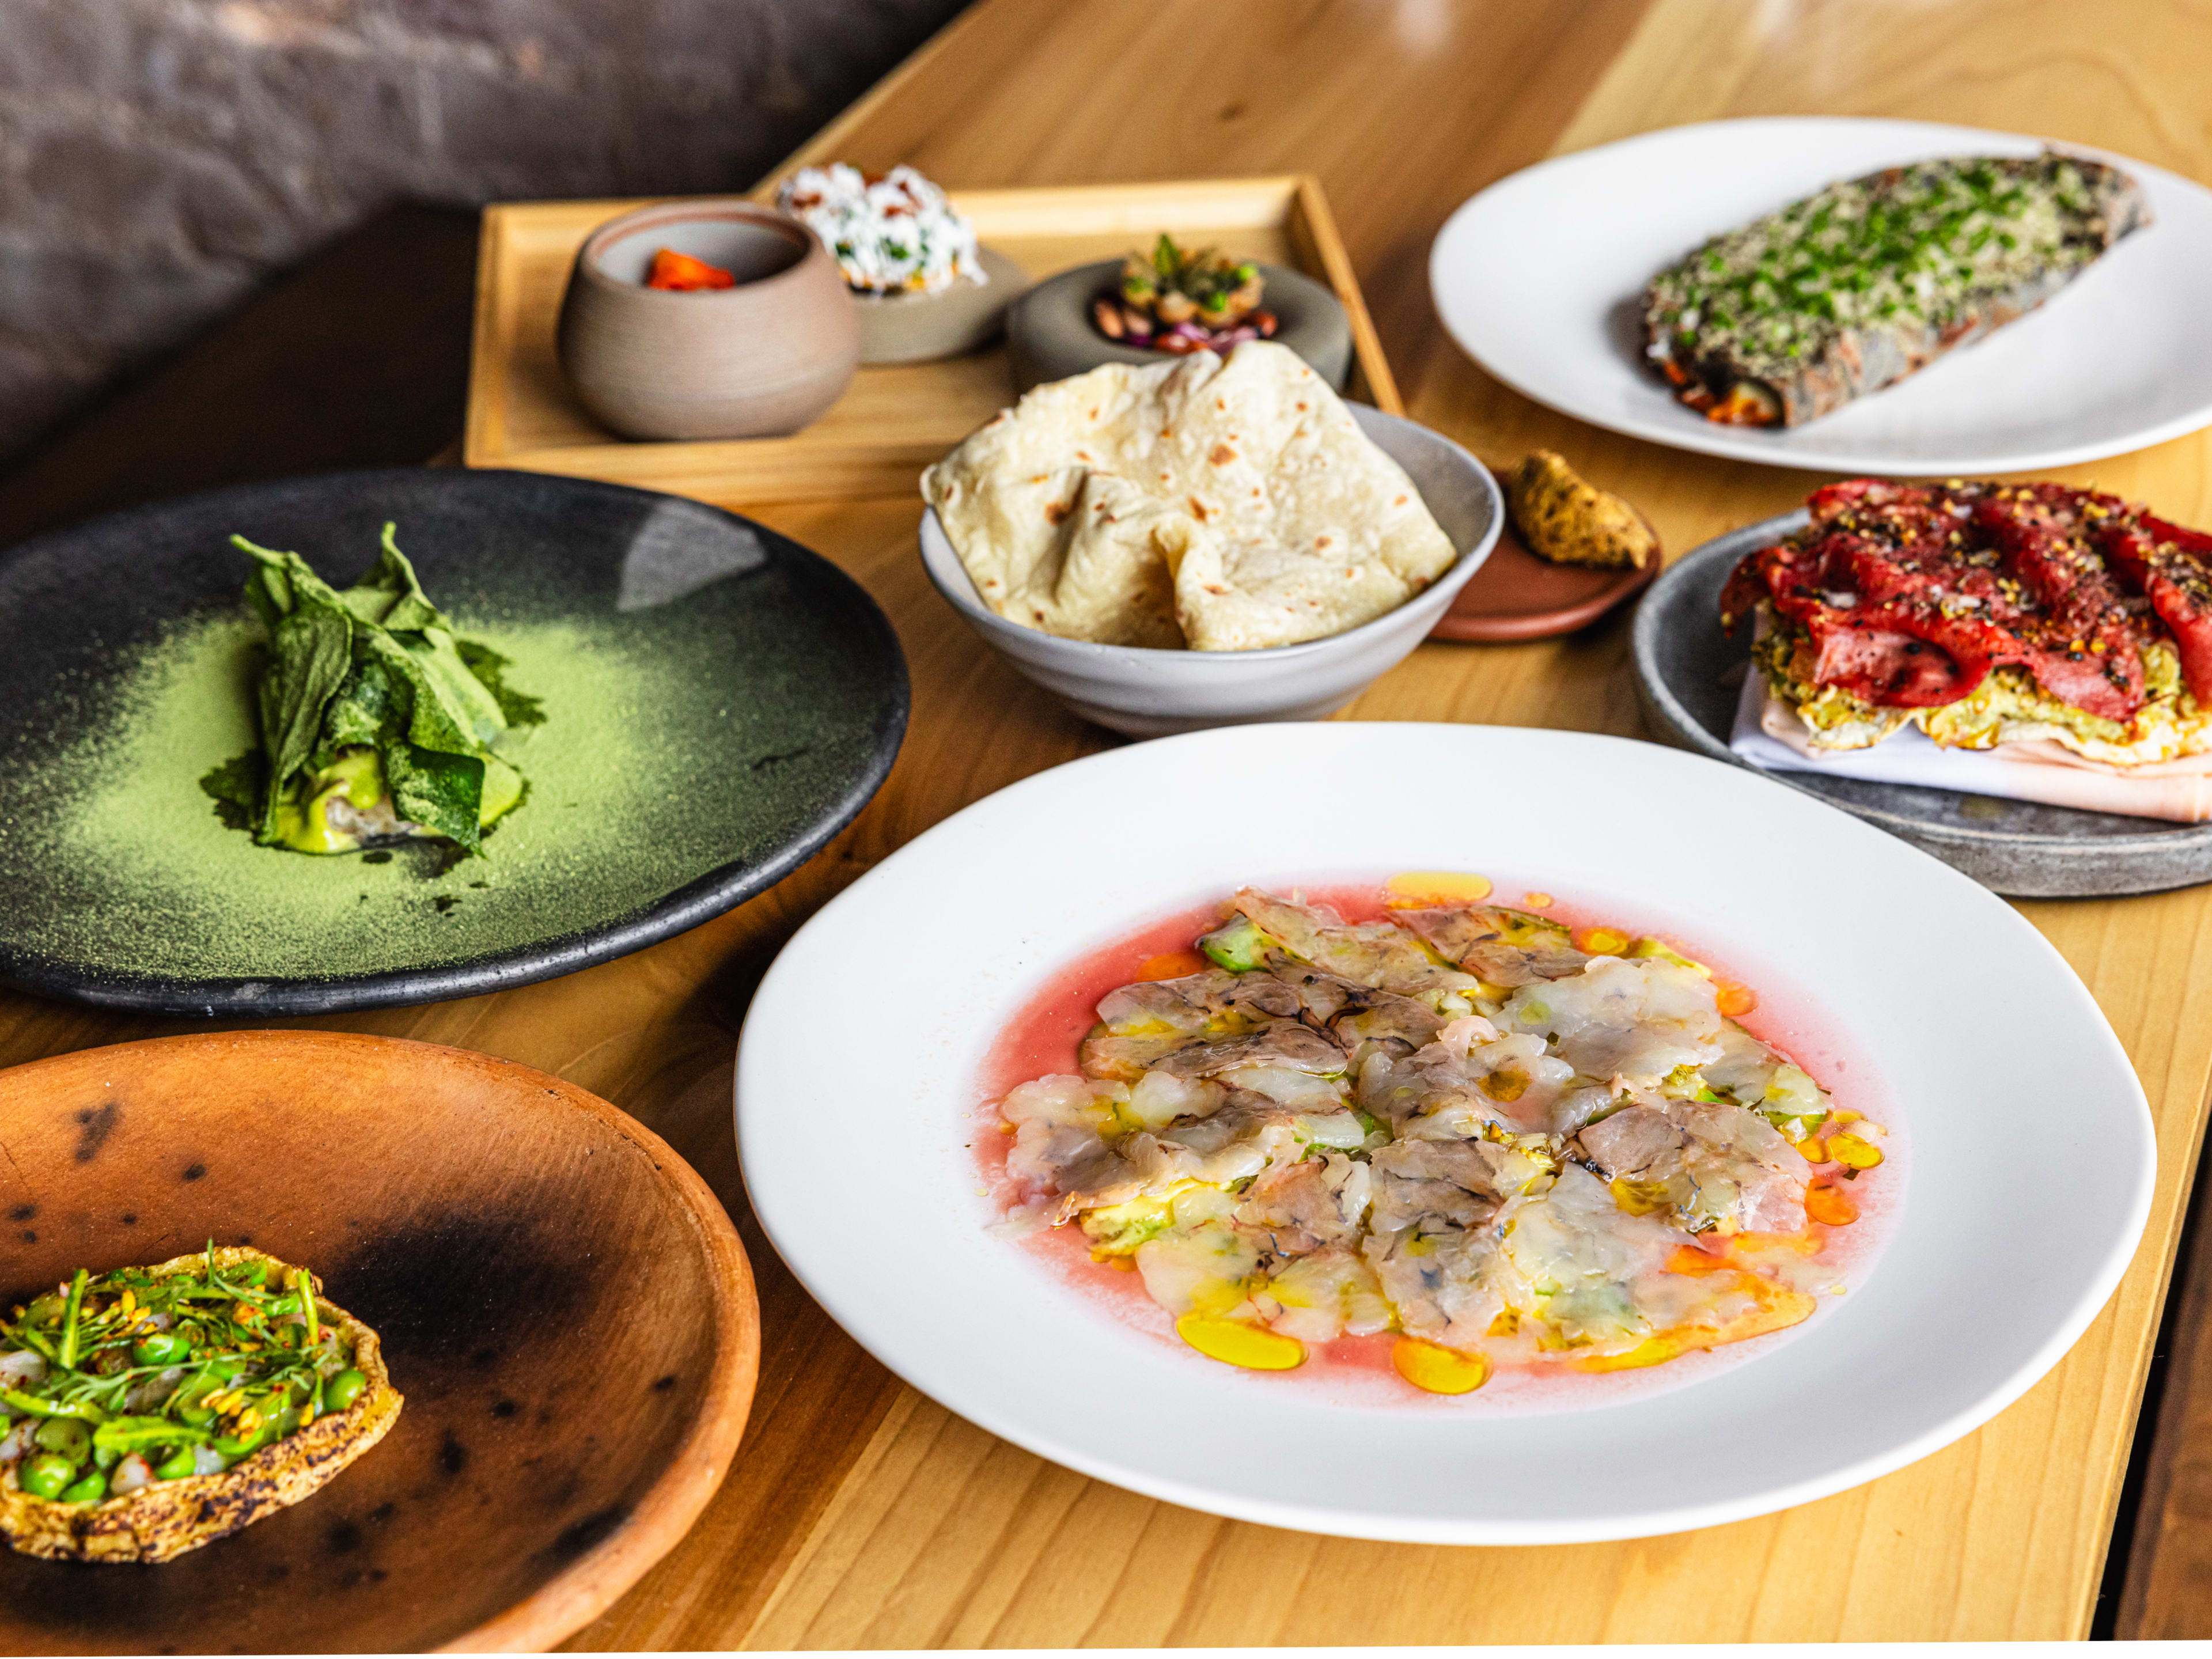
(455, 639, 546, 729)
(198, 751, 264, 832)
(384, 743, 486, 851)
(222, 524, 534, 857)
(254, 604, 355, 842)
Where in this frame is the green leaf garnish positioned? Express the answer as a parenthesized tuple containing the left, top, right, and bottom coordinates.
(220, 523, 537, 858)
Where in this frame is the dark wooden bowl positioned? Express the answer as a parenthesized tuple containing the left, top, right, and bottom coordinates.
(0, 1031, 757, 1654)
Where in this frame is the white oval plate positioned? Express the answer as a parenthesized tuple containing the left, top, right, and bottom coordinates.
(736, 723, 2153, 1543)
(1430, 117, 2212, 475)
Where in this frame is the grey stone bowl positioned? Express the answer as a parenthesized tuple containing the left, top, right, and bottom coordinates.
(1633, 512, 2212, 897)
(919, 405, 1500, 737)
(1006, 260, 1353, 393)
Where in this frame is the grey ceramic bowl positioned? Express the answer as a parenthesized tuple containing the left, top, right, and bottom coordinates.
(919, 405, 1501, 737)
(558, 199, 859, 441)
(1006, 260, 1354, 393)
(853, 244, 1028, 364)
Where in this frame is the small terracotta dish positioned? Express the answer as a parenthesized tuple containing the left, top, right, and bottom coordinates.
(853, 244, 1028, 364)
(558, 198, 859, 440)
(1006, 260, 1353, 393)
(1430, 513, 1662, 642)
(0, 1029, 758, 1653)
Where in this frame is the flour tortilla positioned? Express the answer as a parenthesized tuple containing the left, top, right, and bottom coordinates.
(921, 342, 1457, 650)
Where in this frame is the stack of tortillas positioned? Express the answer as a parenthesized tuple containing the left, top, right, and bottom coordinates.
(922, 342, 1456, 650)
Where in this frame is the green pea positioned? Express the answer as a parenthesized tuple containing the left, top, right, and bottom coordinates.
(92, 1441, 120, 1471)
(209, 1358, 248, 1382)
(155, 1445, 197, 1481)
(212, 1421, 273, 1461)
(33, 1418, 90, 1463)
(18, 1455, 73, 1499)
(59, 1470, 107, 1505)
(324, 1370, 368, 1412)
(133, 1332, 192, 1367)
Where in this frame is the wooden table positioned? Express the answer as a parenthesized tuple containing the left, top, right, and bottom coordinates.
(6, 0, 2212, 1644)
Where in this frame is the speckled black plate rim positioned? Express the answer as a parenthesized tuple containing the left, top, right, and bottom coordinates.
(0, 468, 911, 1018)
(1633, 510, 2212, 897)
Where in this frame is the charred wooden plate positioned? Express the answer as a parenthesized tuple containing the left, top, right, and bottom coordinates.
(1429, 515, 1659, 642)
(0, 1030, 757, 1654)
(0, 467, 908, 1017)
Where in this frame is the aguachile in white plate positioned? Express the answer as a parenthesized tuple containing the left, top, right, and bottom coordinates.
(984, 877, 1891, 1397)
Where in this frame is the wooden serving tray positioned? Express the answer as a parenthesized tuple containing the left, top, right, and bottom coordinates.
(464, 175, 1401, 506)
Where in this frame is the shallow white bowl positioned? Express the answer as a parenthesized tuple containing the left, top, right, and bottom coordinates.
(1430, 116, 2212, 475)
(918, 406, 1502, 736)
(737, 722, 2154, 1544)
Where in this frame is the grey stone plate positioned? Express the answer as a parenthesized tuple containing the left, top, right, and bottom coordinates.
(1632, 512, 2212, 898)
(0, 468, 908, 1014)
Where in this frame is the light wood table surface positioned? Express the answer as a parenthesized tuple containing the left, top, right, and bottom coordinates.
(6, 0, 2212, 1645)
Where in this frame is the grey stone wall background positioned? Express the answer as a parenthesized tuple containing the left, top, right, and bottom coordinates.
(0, 0, 966, 463)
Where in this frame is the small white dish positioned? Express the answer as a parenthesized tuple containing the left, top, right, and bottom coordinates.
(736, 722, 2153, 1544)
(918, 406, 1502, 736)
(1430, 117, 2212, 475)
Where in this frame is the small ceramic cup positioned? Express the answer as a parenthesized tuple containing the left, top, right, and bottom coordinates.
(558, 199, 860, 441)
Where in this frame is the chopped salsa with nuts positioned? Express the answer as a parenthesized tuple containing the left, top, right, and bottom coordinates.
(1094, 234, 1278, 355)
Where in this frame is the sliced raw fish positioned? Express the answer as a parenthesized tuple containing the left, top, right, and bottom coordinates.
(1397, 906, 1589, 986)
(1502, 956, 1722, 1088)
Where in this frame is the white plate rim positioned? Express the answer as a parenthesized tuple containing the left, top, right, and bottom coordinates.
(1429, 115, 2212, 475)
(734, 722, 2156, 1543)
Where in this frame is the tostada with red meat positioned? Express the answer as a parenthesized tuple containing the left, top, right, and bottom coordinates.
(1721, 479, 2212, 768)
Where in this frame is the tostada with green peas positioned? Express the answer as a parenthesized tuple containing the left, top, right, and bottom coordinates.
(0, 1244, 401, 1563)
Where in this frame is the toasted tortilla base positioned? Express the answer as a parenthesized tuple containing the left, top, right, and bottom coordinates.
(0, 1247, 403, 1564)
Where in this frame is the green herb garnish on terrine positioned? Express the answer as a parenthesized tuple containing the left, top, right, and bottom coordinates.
(1641, 153, 2149, 427)
(199, 524, 542, 857)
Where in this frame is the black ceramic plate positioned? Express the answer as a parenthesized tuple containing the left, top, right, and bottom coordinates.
(0, 468, 908, 1014)
(1632, 512, 2212, 898)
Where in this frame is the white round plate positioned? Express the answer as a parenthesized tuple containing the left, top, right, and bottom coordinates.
(735, 723, 2153, 1543)
(1430, 116, 2212, 475)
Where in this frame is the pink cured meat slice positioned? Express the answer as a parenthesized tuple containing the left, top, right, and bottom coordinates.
(1721, 479, 2203, 720)
(2095, 512, 2212, 708)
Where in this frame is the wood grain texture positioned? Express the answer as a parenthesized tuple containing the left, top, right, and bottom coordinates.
(2, 0, 2210, 1646)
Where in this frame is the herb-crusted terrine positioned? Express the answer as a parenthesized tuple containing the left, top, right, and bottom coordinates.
(1642, 153, 2150, 427)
